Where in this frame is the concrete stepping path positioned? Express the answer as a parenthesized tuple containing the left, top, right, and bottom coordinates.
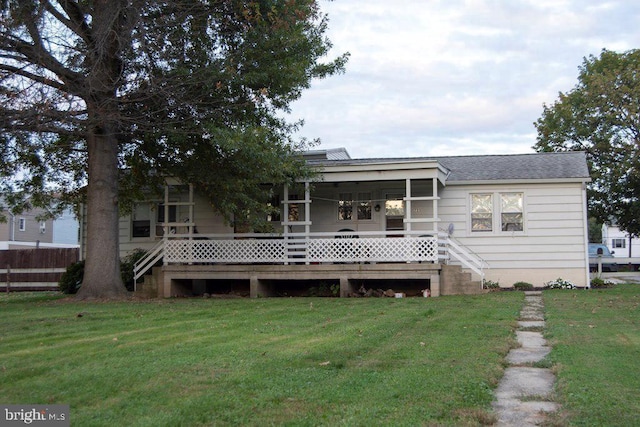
(492, 291, 558, 426)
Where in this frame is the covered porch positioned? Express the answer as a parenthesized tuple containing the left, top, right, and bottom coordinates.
(132, 158, 487, 297)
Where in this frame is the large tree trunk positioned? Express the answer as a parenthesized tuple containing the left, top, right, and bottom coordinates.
(76, 123, 128, 300)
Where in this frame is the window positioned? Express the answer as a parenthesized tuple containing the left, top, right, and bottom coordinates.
(612, 238, 626, 249)
(338, 192, 353, 220)
(471, 192, 525, 233)
(338, 192, 372, 221)
(18, 218, 26, 231)
(471, 194, 492, 232)
(501, 193, 523, 231)
(132, 204, 151, 238)
(157, 204, 177, 224)
(357, 192, 372, 220)
(288, 194, 300, 222)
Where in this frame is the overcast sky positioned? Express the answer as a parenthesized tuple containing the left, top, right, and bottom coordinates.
(286, 0, 640, 158)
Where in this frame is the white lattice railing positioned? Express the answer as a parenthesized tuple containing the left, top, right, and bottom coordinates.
(162, 234, 441, 265)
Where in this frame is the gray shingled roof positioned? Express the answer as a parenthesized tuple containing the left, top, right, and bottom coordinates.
(437, 152, 590, 182)
(311, 151, 590, 182)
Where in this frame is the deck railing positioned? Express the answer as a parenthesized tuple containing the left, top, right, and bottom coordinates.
(134, 231, 445, 284)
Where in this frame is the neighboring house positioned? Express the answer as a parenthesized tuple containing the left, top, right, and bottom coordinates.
(0, 202, 54, 248)
(601, 223, 640, 258)
(81, 149, 591, 297)
(52, 207, 79, 245)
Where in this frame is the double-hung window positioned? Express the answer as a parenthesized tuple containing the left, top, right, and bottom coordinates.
(357, 192, 372, 220)
(471, 192, 524, 233)
(471, 194, 493, 232)
(338, 192, 353, 221)
(501, 193, 523, 231)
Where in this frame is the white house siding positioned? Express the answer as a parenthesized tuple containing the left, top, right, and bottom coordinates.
(601, 224, 639, 258)
(118, 193, 233, 257)
(439, 181, 589, 287)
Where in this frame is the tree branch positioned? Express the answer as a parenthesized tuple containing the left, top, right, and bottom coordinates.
(43, 0, 93, 46)
(0, 62, 67, 92)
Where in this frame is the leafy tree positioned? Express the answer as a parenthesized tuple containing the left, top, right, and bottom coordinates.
(588, 217, 603, 243)
(534, 49, 640, 236)
(0, 1, 347, 299)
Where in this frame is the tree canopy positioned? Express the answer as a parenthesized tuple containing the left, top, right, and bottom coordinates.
(534, 49, 640, 236)
(0, 0, 347, 298)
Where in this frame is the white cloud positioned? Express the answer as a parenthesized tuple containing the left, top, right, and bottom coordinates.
(288, 0, 640, 158)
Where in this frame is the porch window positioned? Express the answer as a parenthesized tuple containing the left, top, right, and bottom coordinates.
(288, 194, 300, 222)
(338, 192, 353, 220)
(357, 192, 372, 220)
(156, 203, 178, 236)
(157, 204, 177, 224)
(471, 194, 492, 232)
(500, 193, 523, 231)
(132, 203, 151, 238)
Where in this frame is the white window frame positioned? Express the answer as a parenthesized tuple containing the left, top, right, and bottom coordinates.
(18, 217, 26, 232)
(470, 193, 493, 233)
(612, 238, 626, 249)
(500, 192, 524, 232)
(337, 192, 353, 221)
(338, 192, 373, 222)
(469, 192, 526, 235)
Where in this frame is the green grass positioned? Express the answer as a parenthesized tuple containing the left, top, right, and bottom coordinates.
(544, 283, 640, 426)
(0, 292, 522, 426)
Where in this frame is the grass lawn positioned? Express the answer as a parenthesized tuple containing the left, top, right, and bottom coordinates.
(1, 292, 522, 426)
(544, 283, 640, 426)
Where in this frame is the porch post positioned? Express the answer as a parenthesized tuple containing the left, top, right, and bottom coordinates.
(283, 184, 289, 265)
(405, 179, 412, 235)
(188, 184, 194, 239)
(304, 181, 311, 265)
(339, 276, 353, 298)
(283, 184, 289, 239)
(164, 184, 170, 238)
(432, 178, 439, 233)
(430, 273, 440, 297)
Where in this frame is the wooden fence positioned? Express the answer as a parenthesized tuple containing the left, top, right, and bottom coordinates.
(0, 248, 79, 291)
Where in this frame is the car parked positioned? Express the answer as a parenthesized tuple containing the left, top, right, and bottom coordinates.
(588, 243, 618, 272)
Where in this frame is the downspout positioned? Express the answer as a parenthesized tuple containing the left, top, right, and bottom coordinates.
(9, 213, 15, 241)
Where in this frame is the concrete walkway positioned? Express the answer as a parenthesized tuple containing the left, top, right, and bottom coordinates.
(492, 291, 558, 426)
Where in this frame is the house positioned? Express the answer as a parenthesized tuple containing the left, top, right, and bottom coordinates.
(88, 149, 591, 297)
(601, 223, 640, 258)
(0, 201, 79, 249)
(0, 201, 54, 249)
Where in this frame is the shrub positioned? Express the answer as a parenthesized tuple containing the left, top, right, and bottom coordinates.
(58, 260, 85, 294)
(58, 248, 149, 294)
(120, 249, 149, 292)
(513, 281, 534, 291)
(482, 279, 500, 290)
(590, 277, 616, 289)
(544, 278, 576, 290)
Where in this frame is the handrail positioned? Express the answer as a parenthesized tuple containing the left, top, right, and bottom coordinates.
(443, 234, 489, 281)
(157, 230, 440, 239)
(133, 240, 165, 288)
